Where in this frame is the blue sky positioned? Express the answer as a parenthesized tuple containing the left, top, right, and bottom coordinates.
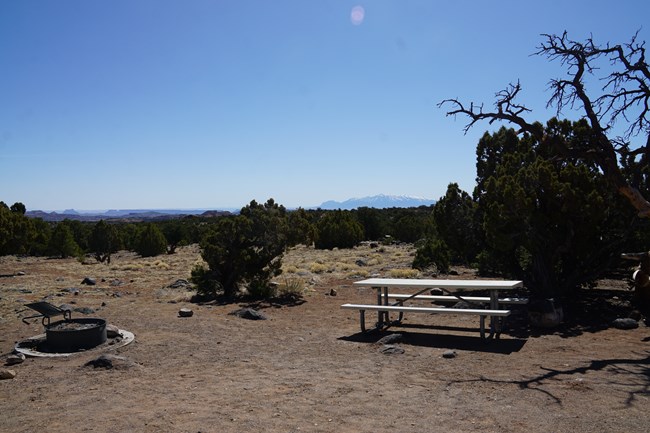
(1, 1, 648, 211)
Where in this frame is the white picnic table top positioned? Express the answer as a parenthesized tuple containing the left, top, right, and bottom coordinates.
(353, 278, 523, 290)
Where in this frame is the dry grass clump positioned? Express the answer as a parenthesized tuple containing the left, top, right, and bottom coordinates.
(118, 263, 144, 271)
(389, 268, 420, 279)
(276, 276, 305, 298)
(346, 269, 369, 279)
(309, 262, 329, 274)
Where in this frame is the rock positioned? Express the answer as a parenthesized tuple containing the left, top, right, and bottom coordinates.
(529, 299, 564, 328)
(612, 318, 639, 330)
(16, 271, 26, 276)
(355, 259, 368, 267)
(430, 288, 444, 296)
(73, 307, 95, 315)
(376, 333, 403, 345)
(61, 288, 80, 294)
(84, 354, 136, 370)
(59, 304, 74, 313)
(448, 270, 459, 276)
(379, 345, 405, 355)
(0, 368, 16, 380)
(110, 279, 125, 287)
(106, 324, 121, 338)
(5, 353, 25, 366)
(229, 308, 267, 320)
(328, 288, 337, 296)
(452, 301, 472, 309)
(369, 242, 379, 249)
(81, 277, 96, 286)
(442, 350, 457, 359)
(169, 279, 190, 289)
(628, 310, 643, 321)
(178, 308, 194, 318)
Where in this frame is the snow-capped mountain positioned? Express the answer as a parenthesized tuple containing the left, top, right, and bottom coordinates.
(319, 194, 436, 210)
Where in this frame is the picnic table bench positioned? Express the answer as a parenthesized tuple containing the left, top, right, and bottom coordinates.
(342, 278, 526, 339)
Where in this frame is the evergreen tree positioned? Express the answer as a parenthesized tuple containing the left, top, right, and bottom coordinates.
(135, 223, 167, 257)
(193, 199, 289, 299)
(474, 120, 634, 297)
(314, 210, 363, 249)
(48, 223, 81, 258)
(89, 220, 120, 264)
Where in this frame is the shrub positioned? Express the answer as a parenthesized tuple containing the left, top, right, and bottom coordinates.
(314, 210, 363, 249)
(135, 223, 167, 257)
(193, 199, 289, 299)
(412, 238, 451, 274)
(89, 220, 121, 264)
(48, 223, 81, 258)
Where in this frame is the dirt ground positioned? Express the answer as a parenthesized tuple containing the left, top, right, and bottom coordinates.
(1, 244, 649, 433)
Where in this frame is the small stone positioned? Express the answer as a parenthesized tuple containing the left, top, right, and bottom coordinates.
(628, 310, 643, 321)
(16, 271, 25, 276)
(178, 308, 194, 318)
(106, 324, 121, 338)
(376, 333, 403, 345)
(61, 288, 80, 294)
(0, 368, 16, 380)
(442, 350, 457, 359)
(73, 307, 95, 315)
(612, 318, 639, 330)
(380, 345, 405, 355)
(229, 308, 267, 320)
(355, 259, 368, 267)
(329, 288, 337, 296)
(168, 279, 190, 289)
(81, 277, 96, 286)
(59, 304, 74, 312)
(5, 353, 25, 366)
(84, 354, 136, 370)
(430, 288, 444, 296)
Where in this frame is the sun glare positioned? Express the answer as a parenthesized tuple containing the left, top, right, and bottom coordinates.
(350, 5, 365, 26)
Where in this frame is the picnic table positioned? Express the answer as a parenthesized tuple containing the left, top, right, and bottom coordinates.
(341, 278, 526, 339)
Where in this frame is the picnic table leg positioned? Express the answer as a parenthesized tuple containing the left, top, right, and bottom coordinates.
(375, 287, 383, 327)
(490, 289, 499, 336)
(480, 315, 486, 339)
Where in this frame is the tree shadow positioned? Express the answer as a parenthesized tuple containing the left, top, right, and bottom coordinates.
(192, 293, 306, 308)
(448, 351, 650, 406)
(494, 287, 646, 339)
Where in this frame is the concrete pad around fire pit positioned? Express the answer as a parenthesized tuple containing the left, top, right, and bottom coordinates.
(14, 329, 135, 358)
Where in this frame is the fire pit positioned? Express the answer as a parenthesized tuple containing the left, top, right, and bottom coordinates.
(17, 301, 131, 356)
(46, 318, 107, 352)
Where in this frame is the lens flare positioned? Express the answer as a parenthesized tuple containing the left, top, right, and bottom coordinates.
(350, 5, 365, 26)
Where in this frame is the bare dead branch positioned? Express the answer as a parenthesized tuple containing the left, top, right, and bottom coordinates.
(440, 31, 650, 217)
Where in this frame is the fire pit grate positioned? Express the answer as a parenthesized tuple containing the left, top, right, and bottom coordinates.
(22, 301, 72, 327)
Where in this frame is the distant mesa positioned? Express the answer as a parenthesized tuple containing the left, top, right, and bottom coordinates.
(319, 194, 436, 210)
(25, 208, 233, 222)
(24, 194, 435, 221)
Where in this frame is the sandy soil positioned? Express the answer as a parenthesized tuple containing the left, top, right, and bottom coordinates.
(1, 244, 649, 433)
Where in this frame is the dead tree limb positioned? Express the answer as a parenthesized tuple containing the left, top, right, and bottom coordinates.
(440, 32, 650, 218)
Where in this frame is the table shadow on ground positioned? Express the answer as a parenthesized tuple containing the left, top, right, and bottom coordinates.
(340, 324, 527, 354)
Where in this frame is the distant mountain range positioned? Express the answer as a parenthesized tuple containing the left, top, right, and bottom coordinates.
(25, 209, 233, 222)
(318, 194, 436, 210)
(25, 195, 436, 221)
